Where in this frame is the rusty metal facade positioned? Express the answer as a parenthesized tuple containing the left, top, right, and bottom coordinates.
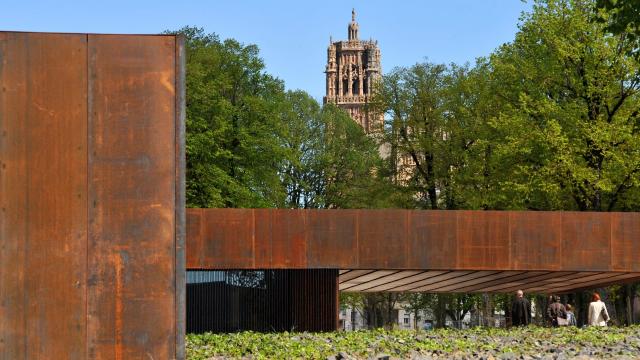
(186, 209, 640, 273)
(186, 270, 338, 333)
(0, 32, 185, 359)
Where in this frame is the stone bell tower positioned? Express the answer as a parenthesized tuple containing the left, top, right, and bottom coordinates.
(323, 9, 382, 134)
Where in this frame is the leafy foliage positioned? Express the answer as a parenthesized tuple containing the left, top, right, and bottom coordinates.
(175, 0, 640, 329)
(487, 0, 640, 211)
(186, 326, 640, 359)
(596, 0, 640, 58)
(170, 26, 396, 209)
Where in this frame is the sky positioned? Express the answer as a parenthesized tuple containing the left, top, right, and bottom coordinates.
(1, 0, 532, 100)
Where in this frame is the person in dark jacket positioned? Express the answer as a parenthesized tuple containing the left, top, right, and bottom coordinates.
(511, 290, 531, 326)
(546, 295, 567, 326)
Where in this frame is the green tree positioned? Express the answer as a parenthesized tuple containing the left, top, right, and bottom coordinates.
(173, 27, 396, 210)
(596, 0, 640, 58)
(279, 91, 398, 209)
(174, 26, 289, 208)
(488, 0, 640, 211)
(371, 61, 497, 210)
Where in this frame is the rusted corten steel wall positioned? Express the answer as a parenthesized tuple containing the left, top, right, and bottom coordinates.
(0, 32, 185, 359)
(186, 209, 640, 272)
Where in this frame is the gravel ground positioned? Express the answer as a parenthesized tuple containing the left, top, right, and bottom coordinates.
(186, 326, 640, 360)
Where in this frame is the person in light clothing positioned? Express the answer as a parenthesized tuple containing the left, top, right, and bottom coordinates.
(565, 304, 577, 326)
(588, 292, 610, 326)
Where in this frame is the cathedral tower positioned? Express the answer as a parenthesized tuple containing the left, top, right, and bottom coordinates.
(323, 9, 382, 134)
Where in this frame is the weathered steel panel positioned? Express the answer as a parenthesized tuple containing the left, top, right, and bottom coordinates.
(186, 208, 640, 292)
(0, 31, 29, 360)
(271, 209, 307, 268)
(186, 208, 204, 268)
(457, 211, 510, 270)
(87, 34, 177, 359)
(25, 33, 88, 360)
(611, 212, 640, 272)
(0, 32, 87, 359)
(254, 209, 272, 268)
(408, 210, 457, 269)
(561, 212, 611, 271)
(510, 212, 562, 270)
(358, 210, 408, 268)
(307, 209, 358, 268)
(1, 32, 183, 359)
(200, 208, 254, 268)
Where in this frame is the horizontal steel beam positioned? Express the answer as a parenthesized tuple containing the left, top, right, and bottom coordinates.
(187, 209, 640, 273)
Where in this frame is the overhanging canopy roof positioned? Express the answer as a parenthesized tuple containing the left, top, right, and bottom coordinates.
(186, 209, 640, 293)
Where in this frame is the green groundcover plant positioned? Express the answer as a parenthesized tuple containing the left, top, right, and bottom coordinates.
(187, 326, 640, 359)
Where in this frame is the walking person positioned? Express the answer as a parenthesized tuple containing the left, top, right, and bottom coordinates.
(546, 295, 567, 327)
(565, 304, 577, 326)
(511, 290, 531, 326)
(588, 292, 610, 327)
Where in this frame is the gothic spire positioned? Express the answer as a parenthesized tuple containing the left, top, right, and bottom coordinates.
(348, 8, 359, 41)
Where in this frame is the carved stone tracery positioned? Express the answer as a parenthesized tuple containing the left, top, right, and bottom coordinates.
(323, 9, 383, 134)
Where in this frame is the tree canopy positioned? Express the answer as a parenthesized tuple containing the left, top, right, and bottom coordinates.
(172, 0, 640, 328)
(172, 26, 395, 209)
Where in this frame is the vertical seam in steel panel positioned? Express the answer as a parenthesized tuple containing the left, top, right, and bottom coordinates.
(174, 34, 178, 360)
(85, 33, 90, 360)
(175, 34, 186, 360)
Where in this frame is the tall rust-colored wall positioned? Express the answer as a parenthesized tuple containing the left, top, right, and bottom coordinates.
(186, 209, 640, 273)
(0, 32, 185, 359)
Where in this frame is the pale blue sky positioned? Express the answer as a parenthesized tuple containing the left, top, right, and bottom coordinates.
(1, 0, 531, 99)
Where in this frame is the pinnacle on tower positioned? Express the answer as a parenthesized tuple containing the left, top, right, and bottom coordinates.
(348, 8, 359, 41)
